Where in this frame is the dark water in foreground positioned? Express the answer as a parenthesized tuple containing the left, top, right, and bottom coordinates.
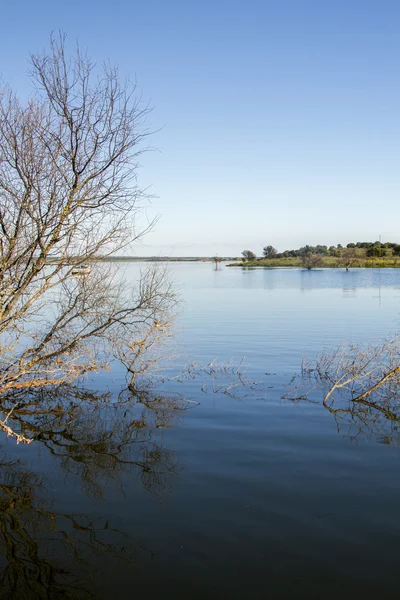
(2, 265, 400, 599)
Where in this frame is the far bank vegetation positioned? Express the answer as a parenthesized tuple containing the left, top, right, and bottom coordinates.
(231, 241, 400, 268)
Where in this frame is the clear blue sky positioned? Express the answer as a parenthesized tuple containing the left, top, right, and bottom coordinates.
(2, 0, 400, 256)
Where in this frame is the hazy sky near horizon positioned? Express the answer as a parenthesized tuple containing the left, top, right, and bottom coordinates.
(1, 1, 400, 256)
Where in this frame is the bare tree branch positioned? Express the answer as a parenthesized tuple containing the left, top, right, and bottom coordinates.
(0, 34, 177, 407)
(284, 335, 400, 446)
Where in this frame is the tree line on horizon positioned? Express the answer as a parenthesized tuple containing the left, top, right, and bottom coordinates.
(242, 241, 400, 261)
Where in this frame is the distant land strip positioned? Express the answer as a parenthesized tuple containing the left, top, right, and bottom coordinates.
(47, 256, 240, 263)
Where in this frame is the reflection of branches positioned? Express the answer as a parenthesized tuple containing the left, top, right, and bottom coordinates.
(284, 335, 400, 445)
(0, 384, 191, 499)
(0, 456, 135, 599)
(0, 381, 197, 597)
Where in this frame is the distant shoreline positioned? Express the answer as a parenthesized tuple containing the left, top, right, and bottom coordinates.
(227, 257, 400, 268)
(47, 256, 240, 263)
(100, 256, 239, 262)
(45, 256, 400, 267)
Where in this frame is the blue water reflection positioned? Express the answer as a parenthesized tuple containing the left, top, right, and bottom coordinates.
(1, 264, 400, 599)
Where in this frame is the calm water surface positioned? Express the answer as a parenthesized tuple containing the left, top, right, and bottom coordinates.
(2, 265, 400, 599)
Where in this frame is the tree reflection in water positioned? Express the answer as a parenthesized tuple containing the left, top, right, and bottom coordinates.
(285, 338, 400, 446)
(0, 386, 193, 598)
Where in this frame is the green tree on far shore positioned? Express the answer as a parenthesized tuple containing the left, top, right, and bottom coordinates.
(366, 243, 387, 258)
(242, 250, 257, 261)
(263, 245, 277, 258)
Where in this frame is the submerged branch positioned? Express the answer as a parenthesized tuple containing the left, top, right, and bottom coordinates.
(284, 334, 400, 445)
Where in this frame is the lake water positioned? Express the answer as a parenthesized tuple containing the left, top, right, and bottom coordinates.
(1, 264, 400, 599)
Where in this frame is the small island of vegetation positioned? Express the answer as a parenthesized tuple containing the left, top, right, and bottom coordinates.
(228, 242, 400, 269)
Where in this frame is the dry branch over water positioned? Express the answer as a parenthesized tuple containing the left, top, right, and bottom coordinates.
(284, 335, 400, 445)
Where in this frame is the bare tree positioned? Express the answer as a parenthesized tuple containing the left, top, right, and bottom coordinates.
(284, 335, 400, 446)
(0, 34, 177, 440)
(299, 252, 323, 270)
(212, 255, 222, 270)
(339, 247, 360, 271)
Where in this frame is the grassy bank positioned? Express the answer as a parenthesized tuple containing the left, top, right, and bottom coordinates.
(227, 256, 400, 268)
